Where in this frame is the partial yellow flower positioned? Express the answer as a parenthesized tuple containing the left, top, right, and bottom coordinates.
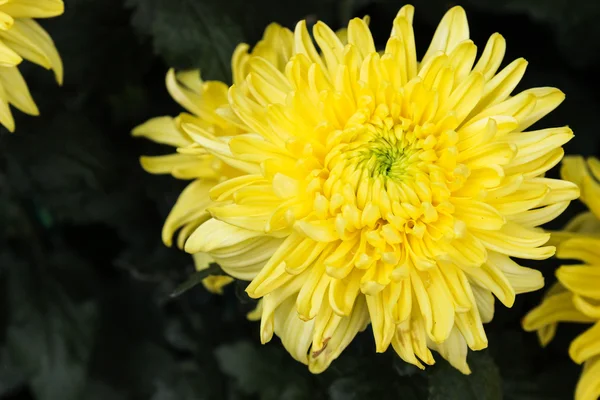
(179, 5, 577, 373)
(132, 24, 293, 293)
(524, 156, 600, 400)
(0, 0, 64, 132)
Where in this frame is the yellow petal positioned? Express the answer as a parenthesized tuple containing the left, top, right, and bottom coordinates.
(557, 237, 600, 265)
(259, 275, 307, 343)
(162, 179, 213, 247)
(273, 296, 315, 365)
(293, 20, 328, 74)
(246, 233, 327, 298)
(186, 218, 283, 280)
(463, 260, 515, 308)
(556, 265, 600, 300)
(313, 21, 344, 76)
(392, 321, 433, 370)
(426, 267, 455, 342)
(347, 17, 375, 58)
(486, 251, 543, 295)
(139, 153, 213, 179)
(471, 58, 527, 116)
(421, 6, 469, 66)
(165, 68, 204, 116)
(452, 199, 505, 230)
(295, 219, 339, 242)
(471, 285, 494, 323)
(0, 19, 62, 83)
(523, 292, 594, 332)
(429, 325, 471, 374)
(366, 287, 397, 352)
(0, 65, 38, 115)
(328, 269, 361, 316)
(0, 37, 22, 66)
(0, 11, 14, 30)
(570, 322, 600, 364)
(132, 116, 191, 148)
(309, 295, 369, 373)
(472, 33, 505, 81)
(517, 87, 565, 131)
(0, 0, 64, 18)
(455, 300, 488, 350)
(509, 201, 570, 228)
(473, 223, 554, 260)
(0, 84, 15, 131)
(575, 356, 600, 400)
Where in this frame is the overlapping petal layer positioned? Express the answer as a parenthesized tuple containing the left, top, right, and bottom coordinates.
(133, 25, 294, 292)
(524, 156, 600, 400)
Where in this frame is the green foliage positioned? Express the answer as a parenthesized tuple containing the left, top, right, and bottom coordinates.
(428, 352, 502, 400)
(127, 0, 244, 81)
(1, 0, 599, 399)
(6, 260, 97, 400)
(126, 0, 338, 81)
(215, 341, 312, 399)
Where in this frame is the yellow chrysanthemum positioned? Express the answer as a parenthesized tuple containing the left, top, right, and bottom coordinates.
(136, 5, 578, 373)
(0, 0, 64, 132)
(132, 24, 294, 292)
(178, 5, 579, 373)
(523, 156, 600, 400)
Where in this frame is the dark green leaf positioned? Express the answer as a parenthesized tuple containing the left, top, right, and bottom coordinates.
(126, 0, 339, 82)
(127, 0, 244, 82)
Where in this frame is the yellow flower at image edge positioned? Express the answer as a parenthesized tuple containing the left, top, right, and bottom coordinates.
(135, 5, 579, 374)
(524, 156, 600, 400)
(0, 0, 64, 132)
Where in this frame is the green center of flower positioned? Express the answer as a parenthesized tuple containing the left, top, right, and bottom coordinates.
(360, 135, 414, 180)
(339, 123, 424, 185)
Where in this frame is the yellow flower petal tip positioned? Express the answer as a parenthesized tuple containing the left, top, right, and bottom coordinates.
(524, 156, 600, 400)
(134, 4, 577, 376)
(0, 0, 65, 132)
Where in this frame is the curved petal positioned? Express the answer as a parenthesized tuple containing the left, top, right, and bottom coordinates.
(273, 295, 315, 365)
(309, 294, 369, 373)
(162, 180, 214, 247)
(0, 0, 64, 18)
(0, 18, 63, 83)
(557, 265, 600, 300)
(0, 65, 37, 115)
(570, 322, 600, 365)
(575, 356, 600, 400)
(186, 218, 284, 280)
(523, 292, 594, 332)
(132, 116, 191, 148)
(421, 6, 469, 66)
(428, 325, 471, 374)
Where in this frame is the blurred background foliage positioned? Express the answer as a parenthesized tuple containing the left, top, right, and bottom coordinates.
(1, 0, 599, 399)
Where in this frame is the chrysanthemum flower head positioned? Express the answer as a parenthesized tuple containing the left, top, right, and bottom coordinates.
(524, 156, 600, 400)
(138, 5, 578, 373)
(0, 0, 64, 132)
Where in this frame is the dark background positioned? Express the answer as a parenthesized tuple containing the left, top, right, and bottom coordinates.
(1, 0, 599, 399)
